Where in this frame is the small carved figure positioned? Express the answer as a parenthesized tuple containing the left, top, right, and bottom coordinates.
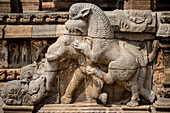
(9, 43, 19, 64)
(32, 40, 48, 62)
(21, 42, 30, 64)
(156, 49, 164, 68)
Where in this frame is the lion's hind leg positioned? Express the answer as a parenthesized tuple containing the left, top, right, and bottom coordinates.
(126, 69, 139, 107)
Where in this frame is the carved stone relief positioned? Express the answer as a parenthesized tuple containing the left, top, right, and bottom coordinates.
(106, 10, 156, 33)
(1, 3, 161, 109)
(9, 40, 31, 68)
(157, 12, 170, 37)
(31, 40, 48, 62)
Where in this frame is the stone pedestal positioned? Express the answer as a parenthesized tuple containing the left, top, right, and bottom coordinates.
(2, 105, 34, 113)
(37, 103, 151, 113)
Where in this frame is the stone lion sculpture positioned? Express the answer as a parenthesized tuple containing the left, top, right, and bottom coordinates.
(69, 3, 158, 107)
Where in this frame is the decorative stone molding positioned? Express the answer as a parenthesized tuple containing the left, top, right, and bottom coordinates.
(0, 12, 69, 25)
(106, 10, 156, 33)
(0, 69, 20, 81)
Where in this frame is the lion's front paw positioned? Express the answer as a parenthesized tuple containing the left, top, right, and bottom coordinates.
(127, 100, 139, 107)
(86, 66, 96, 75)
(73, 40, 82, 50)
(46, 55, 56, 62)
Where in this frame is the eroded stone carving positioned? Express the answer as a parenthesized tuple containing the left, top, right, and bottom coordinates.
(1, 60, 47, 105)
(108, 9, 155, 33)
(31, 40, 48, 62)
(0, 40, 8, 68)
(9, 43, 19, 65)
(157, 13, 170, 37)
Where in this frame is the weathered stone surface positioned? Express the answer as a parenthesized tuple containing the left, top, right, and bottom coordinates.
(37, 103, 151, 113)
(0, 3, 10, 13)
(0, 40, 8, 68)
(115, 33, 155, 41)
(2, 104, 34, 113)
(124, 0, 151, 10)
(56, 25, 66, 37)
(0, 0, 10, 13)
(32, 25, 56, 38)
(21, 0, 39, 12)
(4, 25, 32, 38)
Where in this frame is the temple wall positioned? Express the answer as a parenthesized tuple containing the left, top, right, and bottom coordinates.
(0, 1, 170, 113)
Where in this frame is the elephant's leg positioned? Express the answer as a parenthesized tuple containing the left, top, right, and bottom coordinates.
(61, 67, 86, 104)
(91, 76, 107, 104)
(126, 72, 139, 107)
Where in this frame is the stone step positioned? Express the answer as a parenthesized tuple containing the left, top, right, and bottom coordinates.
(37, 103, 150, 113)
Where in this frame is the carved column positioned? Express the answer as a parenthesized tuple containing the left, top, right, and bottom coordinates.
(153, 12, 170, 112)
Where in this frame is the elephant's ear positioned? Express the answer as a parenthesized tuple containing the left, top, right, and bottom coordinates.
(80, 8, 90, 17)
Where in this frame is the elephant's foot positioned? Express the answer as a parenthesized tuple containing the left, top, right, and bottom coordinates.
(127, 100, 139, 107)
(149, 90, 155, 103)
(99, 93, 108, 105)
(61, 95, 72, 104)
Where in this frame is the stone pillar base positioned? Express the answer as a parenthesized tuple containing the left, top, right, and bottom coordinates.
(37, 103, 151, 113)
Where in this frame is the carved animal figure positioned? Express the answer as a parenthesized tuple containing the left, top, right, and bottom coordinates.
(70, 3, 158, 106)
(1, 61, 47, 105)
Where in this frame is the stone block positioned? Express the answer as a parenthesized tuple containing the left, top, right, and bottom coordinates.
(0, 26, 5, 39)
(21, 0, 39, 12)
(42, 2, 55, 11)
(22, 3, 39, 12)
(4, 25, 32, 38)
(32, 25, 56, 38)
(0, 3, 11, 13)
(56, 25, 65, 37)
(124, 0, 151, 10)
(20, 0, 39, 2)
